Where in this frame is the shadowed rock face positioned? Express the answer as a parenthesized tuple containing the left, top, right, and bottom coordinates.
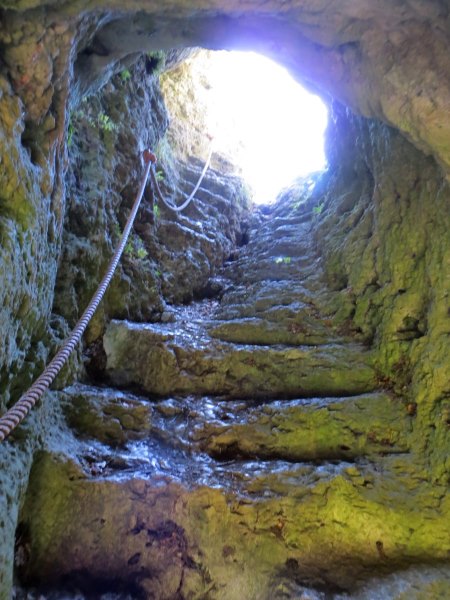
(0, 1, 450, 599)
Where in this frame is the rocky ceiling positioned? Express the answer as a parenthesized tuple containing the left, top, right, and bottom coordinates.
(1, 1, 450, 175)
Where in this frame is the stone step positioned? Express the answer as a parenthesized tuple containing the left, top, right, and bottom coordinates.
(185, 183, 231, 207)
(251, 233, 313, 252)
(157, 185, 231, 221)
(239, 239, 315, 264)
(247, 218, 314, 244)
(21, 369, 446, 598)
(156, 184, 245, 249)
(180, 165, 240, 199)
(216, 281, 318, 318)
(18, 439, 450, 599)
(60, 385, 411, 464)
(61, 384, 152, 447)
(156, 218, 218, 252)
(190, 392, 411, 461)
(208, 315, 341, 346)
(59, 385, 371, 475)
(104, 319, 377, 399)
(222, 254, 323, 285)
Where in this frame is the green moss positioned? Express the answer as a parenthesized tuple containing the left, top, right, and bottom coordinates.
(202, 392, 410, 462)
(97, 112, 116, 132)
(62, 388, 151, 446)
(119, 68, 131, 83)
(104, 320, 376, 398)
(210, 319, 333, 346)
(123, 231, 148, 261)
(18, 451, 450, 596)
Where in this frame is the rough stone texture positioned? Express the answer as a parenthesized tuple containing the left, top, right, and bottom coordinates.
(105, 318, 376, 399)
(0, 46, 250, 599)
(14, 180, 448, 599)
(53, 55, 250, 344)
(312, 103, 450, 478)
(194, 392, 411, 462)
(0, 16, 76, 588)
(144, 155, 250, 304)
(16, 435, 450, 599)
(0, 393, 71, 596)
(52, 58, 167, 343)
(61, 384, 152, 446)
(1, 1, 450, 598)
(0, 76, 65, 409)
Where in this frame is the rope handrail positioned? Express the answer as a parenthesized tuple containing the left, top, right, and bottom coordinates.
(0, 141, 212, 443)
(150, 143, 213, 213)
(0, 149, 156, 443)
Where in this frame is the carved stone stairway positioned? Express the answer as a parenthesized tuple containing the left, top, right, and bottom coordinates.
(15, 192, 449, 600)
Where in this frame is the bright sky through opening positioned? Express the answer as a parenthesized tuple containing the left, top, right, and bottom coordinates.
(203, 51, 328, 204)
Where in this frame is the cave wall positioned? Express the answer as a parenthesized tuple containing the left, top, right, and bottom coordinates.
(52, 58, 168, 343)
(312, 104, 450, 477)
(54, 54, 250, 343)
(2, 2, 450, 172)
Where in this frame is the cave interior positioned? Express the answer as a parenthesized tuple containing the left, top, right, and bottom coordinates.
(0, 2, 449, 599)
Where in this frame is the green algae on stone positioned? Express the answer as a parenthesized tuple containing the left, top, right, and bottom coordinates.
(209, 315, 340, 346)
(61, 385, 152, 446)
(195, 392, 411, 462)
(17, 450, 450, 598)
(313, 104, 450, 473)
(104, 319, 377, 399)
(1, 3, 450, 598)
(0, 391, 70, 599)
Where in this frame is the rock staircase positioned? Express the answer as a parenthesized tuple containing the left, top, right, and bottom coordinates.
(17, 187, 436, 600)
(138, 156, 249, 305)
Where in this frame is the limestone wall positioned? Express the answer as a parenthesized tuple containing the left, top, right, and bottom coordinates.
(313, 103, 450, 476)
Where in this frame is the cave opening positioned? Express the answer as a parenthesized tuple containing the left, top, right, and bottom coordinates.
(161, 49, 328, 205)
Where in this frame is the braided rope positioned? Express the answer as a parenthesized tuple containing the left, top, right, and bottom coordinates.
(0, 150, 155, 442)
(150, 144, 213, 213)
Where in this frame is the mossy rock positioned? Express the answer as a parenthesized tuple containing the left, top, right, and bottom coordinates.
(61, 384, 151, 446)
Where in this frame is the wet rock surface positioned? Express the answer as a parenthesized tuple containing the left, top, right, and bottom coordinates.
(61, 385, 152, 447)
(102, 198, 375, 400)
(0, 0, 449, 598)
(104, 318, 376, 400)
(15, 190, 450, 599)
